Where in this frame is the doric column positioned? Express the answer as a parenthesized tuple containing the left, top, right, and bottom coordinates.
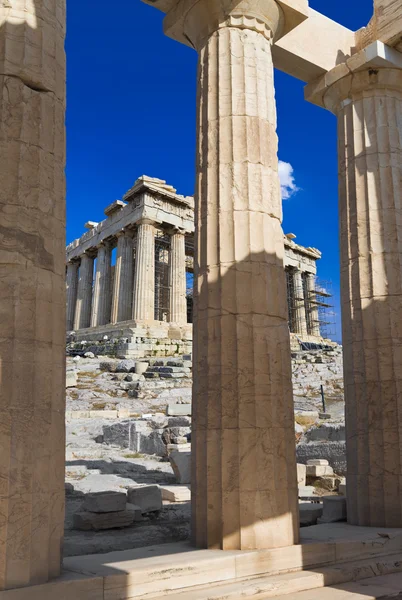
(91, 242, 112, 327)
(305, 273, 320, 336)
(74, 253, 94, 330)
(0, 0, 66, 589)
(309, 58, 402, 527)
(293, 270, 308, 336)
(169, 230, 187, 324)
(66, 261, 79, 331)
(111, 230, 134, 323)
(132, 219, 155, 321)
(180, 1, 299, 550)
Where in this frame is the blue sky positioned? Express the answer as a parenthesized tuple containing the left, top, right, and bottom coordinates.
(66, 0, 374, 342)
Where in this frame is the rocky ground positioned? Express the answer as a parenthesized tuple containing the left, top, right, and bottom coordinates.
(64, 346, 346, 557)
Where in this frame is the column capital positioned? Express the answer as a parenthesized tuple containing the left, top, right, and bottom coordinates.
(116, 227, 135, 239)
(163, 0, 308, 51)
(136, 217, 156, 227)
(305, 40, 402, 113)
(167, 226, 186, 237)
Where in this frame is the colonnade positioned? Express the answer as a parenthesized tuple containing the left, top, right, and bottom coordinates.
(66, 223, 188, 330)
(286, 269, 320, 337)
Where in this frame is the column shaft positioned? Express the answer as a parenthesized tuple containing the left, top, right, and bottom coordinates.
(0, 0, 66, 589)
(91, 244, 112, 327)
(192, 24, 298, 550)
(169, 232, 187, 323)
(74, 254, 94, 330)
(293, 270, 308, 336)
(111, 232, 134, 323)
(66, 261, 79, 331)
(132, 220, 155, 321)
(335, 69, 402, 526)
(305, 273, 320, 336)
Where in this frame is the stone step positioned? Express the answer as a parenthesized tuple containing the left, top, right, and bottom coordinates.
(133, 553, 402, 600)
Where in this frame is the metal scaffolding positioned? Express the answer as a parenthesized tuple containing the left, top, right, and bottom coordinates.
(154, 230, 171, 322)
(285, 268, 335, 338)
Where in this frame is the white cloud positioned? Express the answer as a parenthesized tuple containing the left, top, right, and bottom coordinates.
(278, 160, 299, 200)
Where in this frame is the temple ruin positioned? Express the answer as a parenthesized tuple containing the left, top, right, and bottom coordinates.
(2, 0, 402, 596)
(66, 175, 331, 357)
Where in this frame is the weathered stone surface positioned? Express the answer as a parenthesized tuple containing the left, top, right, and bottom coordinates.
(73, 504, 141, 531)
(297, 464, 307, 486)
(306, 465, 334, 477)
(299, 503, 323, 526)
(318, 496, 347, 524)
(116, 360, 136, 373)
(305, 424, 345, 443)
(127, 485, 162, 513)
(169, 450, 191, 485)
(0, 0, 66, 588)
(167, 403, 192, 416)
(161, 485, 191, 502)
(307, 459, 329, 466)
(66, 370, 78, 388)
(320, 62, 402, 527)
(83, 491, 127, 514)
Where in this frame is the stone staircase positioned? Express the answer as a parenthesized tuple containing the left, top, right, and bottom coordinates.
(128, 553, 402, 599)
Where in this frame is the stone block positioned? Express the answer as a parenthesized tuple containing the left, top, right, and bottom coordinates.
(116, 359, 136, 373)
(299, 502, 323, 526)
(307, 459, 329, 466)
(317, 496, 347, 523)
(160, 485, 191, 502)
(83, 491, 127, 513)
(73, 504, 142, 530)
(306, 465, 334, 477)
(339, 483, 347, 495)
(127, 485, 163, 513)
(297, 463, 306, 486)
(169, 449, 191, 484)
(167, 403, 192, 416)
(298, 485, 316, 498)
(66, 370, 78, 388)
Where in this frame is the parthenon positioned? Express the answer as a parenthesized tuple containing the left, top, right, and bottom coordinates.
(66, 175, 326, 355)
(2, 0, 402, 597)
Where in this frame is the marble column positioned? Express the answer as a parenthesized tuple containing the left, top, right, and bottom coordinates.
(111, 231, 134, 323)
(184, 3, 299, 549)
(293, 270, 308, 336)
(74, 253, 94, 330)
(169, 231, 187, 323)
(324, 68, 402, 526)
(0, 0, 66, 589)
(132, 219, 156, 321)
(305, 273, 320, 336)
(91, 243, 112, 327)
(66, 261, 79, 331)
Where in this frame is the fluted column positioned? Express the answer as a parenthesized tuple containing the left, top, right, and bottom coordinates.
(91, 242, 112, 327)
(169, 231, 187, 323)
(132, 219, 155, 321)
(66, 261, 79, 331)
(111, 230, 134, 323)
(74, 253, 94, 330)
(0, 0, 66, 589)
(188, 6, 298, 550)
(305, 273, 320, 336)
(293, 270, 308, 336)
(324, 67, 402, 527)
